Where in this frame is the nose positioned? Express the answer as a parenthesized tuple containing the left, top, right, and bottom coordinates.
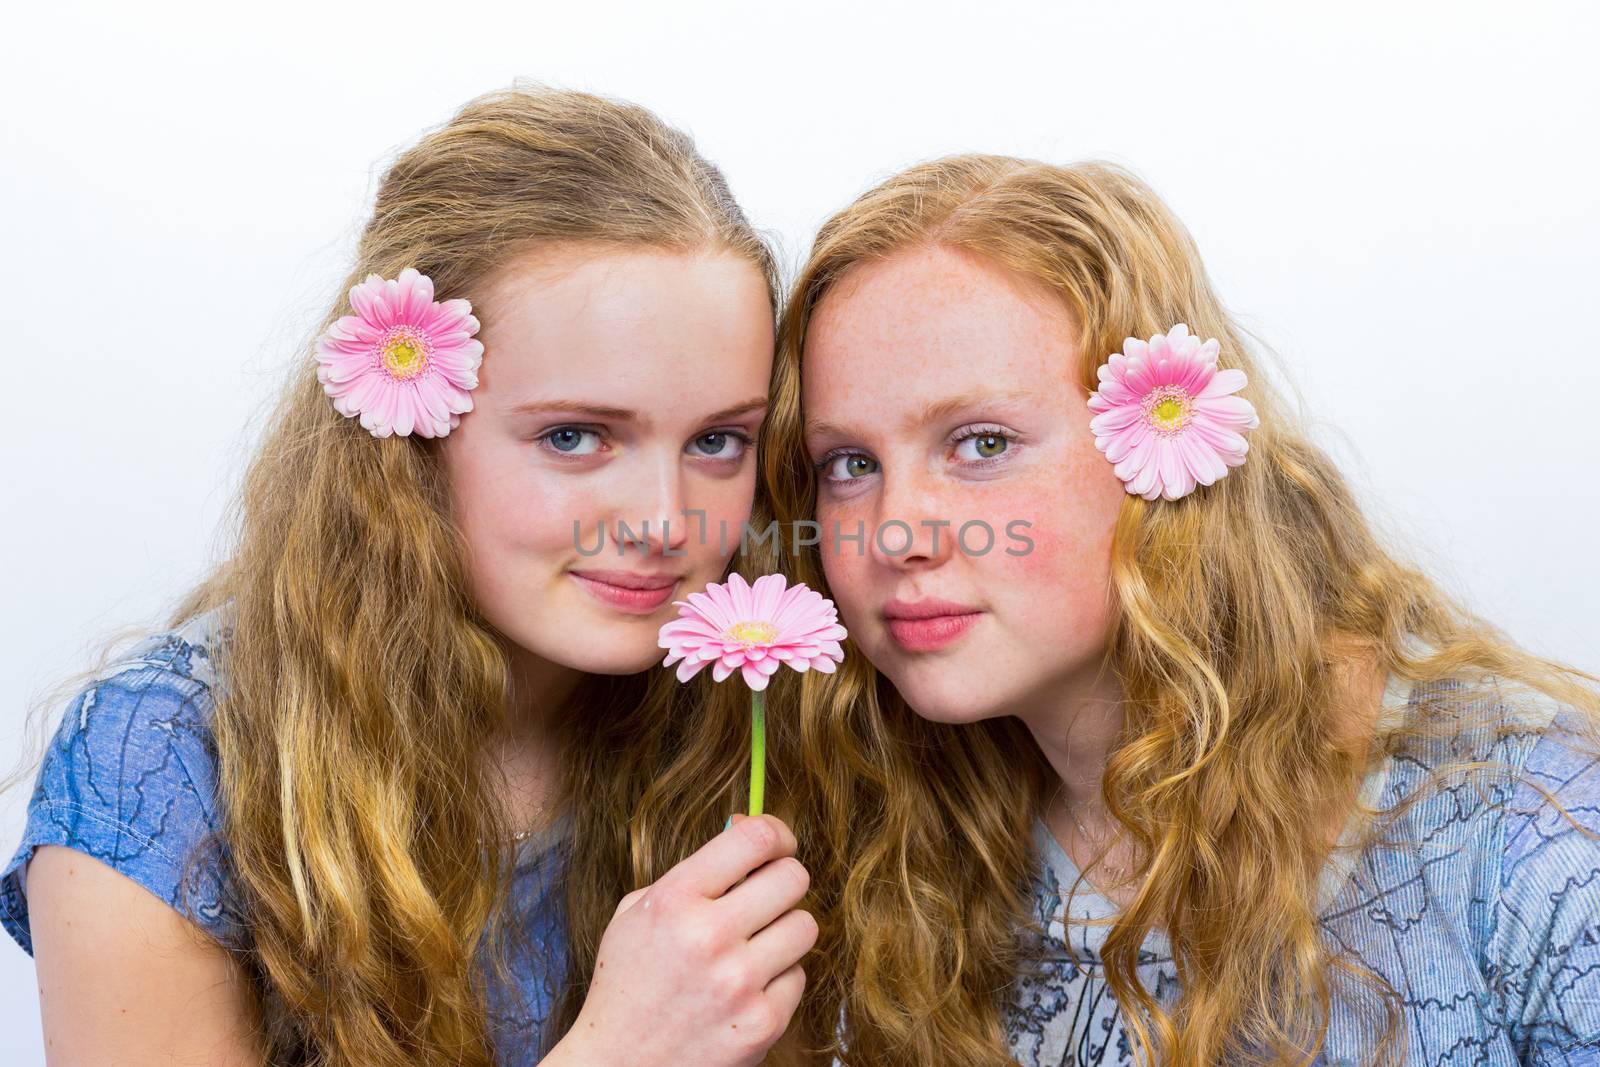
(868, 465, 956, 571)
(611, 446, 690, 557)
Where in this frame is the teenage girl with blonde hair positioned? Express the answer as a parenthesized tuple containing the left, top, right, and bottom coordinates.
(766, 156, 1600, 1065)
(1, 86, 821, 1067)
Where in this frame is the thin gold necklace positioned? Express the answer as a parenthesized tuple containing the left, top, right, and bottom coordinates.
(478, 800, 548, 845)
(1067, 799, 1130, 883)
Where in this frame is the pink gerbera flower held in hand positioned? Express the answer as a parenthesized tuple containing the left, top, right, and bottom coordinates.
(1087, 323, 1260, 501)
(659, 572, 846, 692)
(658, 572, 847, 816)
(314, 267, 484, 439)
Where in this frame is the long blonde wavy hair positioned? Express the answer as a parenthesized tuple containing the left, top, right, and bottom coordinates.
(7, 85, 811, 1067)
(762, 154, 1600, 1066)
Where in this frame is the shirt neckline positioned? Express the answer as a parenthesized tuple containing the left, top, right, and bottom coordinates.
(510, 812, 571, 871)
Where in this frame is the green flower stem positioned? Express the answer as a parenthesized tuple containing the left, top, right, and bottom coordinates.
(748, 688, 766, 817)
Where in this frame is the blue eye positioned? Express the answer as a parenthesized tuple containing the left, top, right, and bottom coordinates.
(539, 427, 602, 456)
(821, 452, 878, 482)
(688, 431, 749, 460)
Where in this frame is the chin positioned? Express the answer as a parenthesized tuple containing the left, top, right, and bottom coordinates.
(878, 656, 1007, 726)
(559, 640, 663, 677)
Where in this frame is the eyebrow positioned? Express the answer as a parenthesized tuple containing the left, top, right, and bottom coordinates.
(508, 396, 770, 424)
(804, 389, 1038, 441)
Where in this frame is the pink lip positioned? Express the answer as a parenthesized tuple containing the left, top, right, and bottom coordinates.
(569, 569, 682, 614)
(882, 597, 984, 652)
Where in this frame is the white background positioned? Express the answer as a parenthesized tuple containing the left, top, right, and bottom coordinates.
(2, 0, 1596, 1057)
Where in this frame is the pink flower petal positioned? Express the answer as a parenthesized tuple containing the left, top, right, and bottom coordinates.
(1189, 420, 1250, 461)
(727, 572, 754, 619)
(442, 384, 475, 416)
(1196, 368, 1245, 399)
(1090, 404, 1144, 436)
(1104, 423, 1149, 464)
(1123, 355, 1159, 396)
(705, 581, 738, 622)
(348, 275, 386, 325)
(1113, 433, 1157, 483)
(686, 590, 733, 630)
(1128, 454, 1160, 498)
(1177, 431, 1226, 485)
(1192, 395, 1259, 427)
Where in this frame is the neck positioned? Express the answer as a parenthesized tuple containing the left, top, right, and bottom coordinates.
(504, 643, 583, 728)
(1024, 648, 1390, 862)
(488, 644, 584, 832)
(1014, 654, 1126, 810)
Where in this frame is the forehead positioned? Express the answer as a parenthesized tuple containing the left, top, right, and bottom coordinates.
(478, 244, 773, 403)
(802, 244, 1078, 411)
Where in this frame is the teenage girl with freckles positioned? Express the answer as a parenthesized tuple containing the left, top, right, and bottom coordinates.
(0, 87, 821, 1067)
(765, 157, 1600, 1065)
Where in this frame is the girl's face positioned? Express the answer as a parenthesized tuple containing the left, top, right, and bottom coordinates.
(801, 243, 1126, 724)
(443, 245, 774, 680)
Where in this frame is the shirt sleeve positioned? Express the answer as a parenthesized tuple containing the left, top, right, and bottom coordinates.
(1486, 705, 1600, 1063)
(0, 640, 247, 956)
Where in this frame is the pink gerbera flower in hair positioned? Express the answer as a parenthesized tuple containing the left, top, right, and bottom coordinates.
(314, 267, 484, 438)
(1087, 323, 1260, 501)
(659, 572, 847, 815)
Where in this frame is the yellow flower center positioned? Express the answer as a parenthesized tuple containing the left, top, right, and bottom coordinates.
(1144, 387, 1192, 433)
(727, 621, 779, 646)
(380, 328, 429, 380)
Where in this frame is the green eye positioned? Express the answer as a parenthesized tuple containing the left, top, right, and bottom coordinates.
(973, 434, 1006, 458)
(823, 453, 878, 481)
(955, 431, 1011, 461)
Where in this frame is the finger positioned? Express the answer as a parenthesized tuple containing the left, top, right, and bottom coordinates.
(762, 962, 807, 1029)
(661, 814, 797, 899)
(612, 885, 650, 918)
(724, 813, 750, 886)
(747, 909, 818, 980)
(718, 855, 811, 936)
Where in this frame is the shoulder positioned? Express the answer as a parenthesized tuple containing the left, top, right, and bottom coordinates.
(1372, 676, 1583, 844)
(1475, 684, 1600, 1055)
(1, 604, 246, 955)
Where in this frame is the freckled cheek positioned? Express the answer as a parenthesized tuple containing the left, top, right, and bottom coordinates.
(966, 477, 1119, 613)
(814, 497, 873, 606)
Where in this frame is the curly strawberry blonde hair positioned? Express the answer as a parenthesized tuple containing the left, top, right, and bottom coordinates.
(762, 154, 1600, 1067)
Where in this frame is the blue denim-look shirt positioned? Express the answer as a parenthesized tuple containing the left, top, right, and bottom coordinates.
(1006, 675, 1600, 1066)
(0, 607, 569, 1063)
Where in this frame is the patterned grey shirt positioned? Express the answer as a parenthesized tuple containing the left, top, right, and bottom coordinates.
(1006, 678, 1600, 1065)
